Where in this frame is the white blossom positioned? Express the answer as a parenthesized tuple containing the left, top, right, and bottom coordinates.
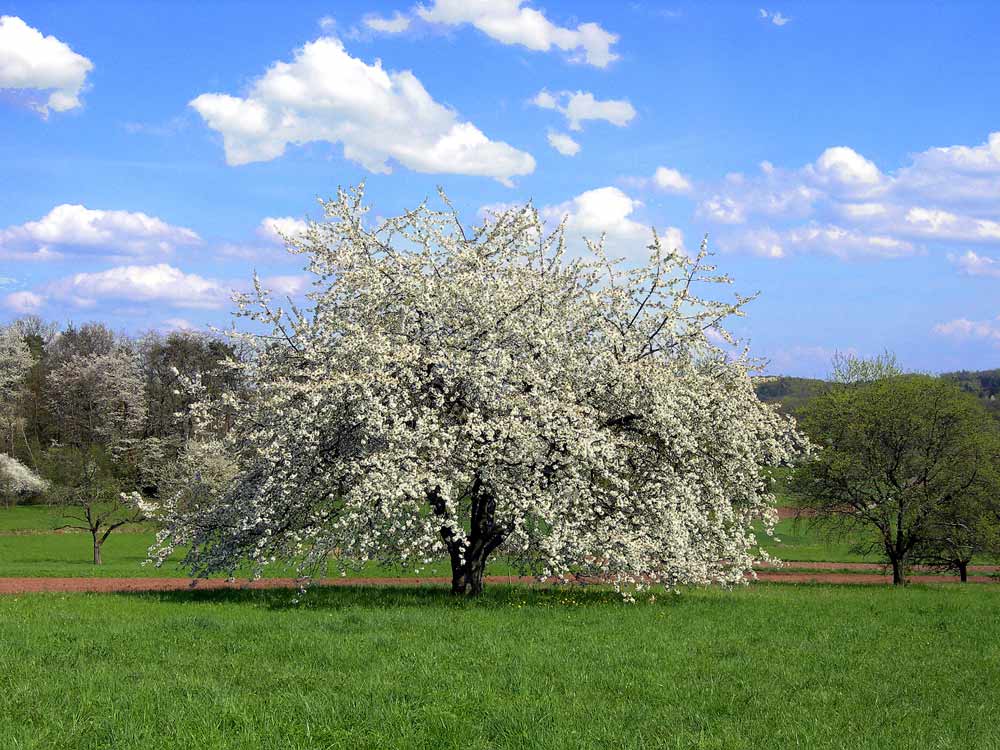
(0, 453, 48, 495)
(152, 185, 806, 594)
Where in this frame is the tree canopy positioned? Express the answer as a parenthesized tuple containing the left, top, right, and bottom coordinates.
(793, 369, 1000, 583)
(151, 187, 804, 595)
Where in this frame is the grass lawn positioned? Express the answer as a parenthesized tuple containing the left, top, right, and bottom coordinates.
(1, 584, 998, 749)
(758, 517, 876, 563)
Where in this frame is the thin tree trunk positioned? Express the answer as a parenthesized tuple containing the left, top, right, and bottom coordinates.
(958, 561, 968, 583)
(92, 535, 102, 565)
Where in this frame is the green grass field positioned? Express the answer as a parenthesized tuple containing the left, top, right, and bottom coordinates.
(0, 505, 882, 578)
(2, 584, 998, 750)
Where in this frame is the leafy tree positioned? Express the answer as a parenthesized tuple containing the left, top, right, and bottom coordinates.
(151, 187, 804, 595)
(0, 324, 34, 457)
(830, 349, 901, 384)
(139, 330, 241, 440)
(48, 346, 146, 447)
(916, 472, 1000, 581)
(42, 444, 144, 565)
(794, 370, 1000, 584)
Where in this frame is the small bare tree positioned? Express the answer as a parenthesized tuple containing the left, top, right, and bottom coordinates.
(46, 444, 144, 564)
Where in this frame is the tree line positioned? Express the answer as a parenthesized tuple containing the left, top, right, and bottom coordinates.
(0, 316, 239, 562)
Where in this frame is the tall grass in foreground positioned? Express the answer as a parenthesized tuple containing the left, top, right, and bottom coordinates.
(1, 584, 998, 749)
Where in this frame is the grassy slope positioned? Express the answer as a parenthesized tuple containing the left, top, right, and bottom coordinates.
(2, 584, 999, 750)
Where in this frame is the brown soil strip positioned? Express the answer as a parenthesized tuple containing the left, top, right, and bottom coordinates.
(758, 560, 1000, 574)
(1, 571, 997, 595)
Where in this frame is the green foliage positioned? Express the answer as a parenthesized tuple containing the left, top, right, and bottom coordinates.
(941, 367, 1000, 419)
(793, 374, 1000, 581)
(2, 585, 1000, 749)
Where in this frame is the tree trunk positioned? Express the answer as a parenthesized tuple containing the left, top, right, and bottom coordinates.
(92, 536, 102, 565)
(448, 546, 488, 596)
(958, 561, 968, 583)
(890, 557, 905, 585)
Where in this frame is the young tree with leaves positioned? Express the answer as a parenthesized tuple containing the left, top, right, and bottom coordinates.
(794, 365, 1000, 584)
(43, 445, 145, 565)
(151, 186, 804, 595)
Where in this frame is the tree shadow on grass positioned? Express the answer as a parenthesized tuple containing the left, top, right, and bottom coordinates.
(113, 583, 638, 611)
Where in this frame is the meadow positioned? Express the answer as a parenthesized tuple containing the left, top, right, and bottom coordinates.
(2, 584, 998, 750)
(0, 504, 873, 578)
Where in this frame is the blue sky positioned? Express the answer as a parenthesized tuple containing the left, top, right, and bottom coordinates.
(2, 0, 999, 377)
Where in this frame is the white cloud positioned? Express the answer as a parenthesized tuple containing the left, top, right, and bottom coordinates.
(546, 130, 580, 156)
(258, 216, 309, 244)
(759, 9, 790, 26)
(949, 250, 1000, 278)
(0, 204, 200, 261)
(161, 317, 200, 332)
(805, 146, 883, 191)
(652, 166, 692, 194)
(262, 274, 310, 296)
(718, 224, 915, 260)
(694, 132, 1000, 260)
(533, 89, 635, 131)
(933, 317, 1000, 343)
(3, 291, 44, 313)
(540, 186, 684, 258)
(364, 11, 411, 33)
(46, 264, 230, 310)
(190, 35, 534, 184)
(0, 15, 93, 116)
(416, 1, 618, 67)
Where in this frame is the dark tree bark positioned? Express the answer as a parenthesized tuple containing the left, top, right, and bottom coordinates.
(890, 557, 905, 585)
(958, 560, 968, 583)
(92, 535, 103, 565)
(430, 481, 507, 596)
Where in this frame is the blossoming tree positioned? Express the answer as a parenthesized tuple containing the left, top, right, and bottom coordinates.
(152, 186, 804, 595)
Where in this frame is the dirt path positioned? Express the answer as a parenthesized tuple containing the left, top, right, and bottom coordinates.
(1, 569, 996, 594)
(758, 560, 1000, 573)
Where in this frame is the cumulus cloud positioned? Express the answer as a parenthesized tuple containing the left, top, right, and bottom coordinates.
(416, 1, 618, 67)
(717, 224, 915, 260)
(759, 9, 790, 26)
(532, 89, 635, 131)
(364, 11, 411, 33)
(0, 204, 200, 261)
(258, 216, 309, 244)
(652, 166, 693, 194)
(3, 291, 44, 313)
(546, 130, 580, 156)
(45, 264, 230, 309)
(262, 274, 310, 296)
(539, 186, 684, 259)
(189, 35, 534, 184)
(0, 15, 93, 116)
(694, 132, 1000, 260)
(933, 317, 1000, 343)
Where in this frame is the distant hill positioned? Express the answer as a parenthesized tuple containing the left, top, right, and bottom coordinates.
(754, 368, 1000, 419)
(940, 368, 1000, 418)
(752, 376, 830, 418)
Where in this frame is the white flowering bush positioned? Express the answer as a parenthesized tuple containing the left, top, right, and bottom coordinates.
(152, 186, 805, 595)
(0, 453, 48, 507)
